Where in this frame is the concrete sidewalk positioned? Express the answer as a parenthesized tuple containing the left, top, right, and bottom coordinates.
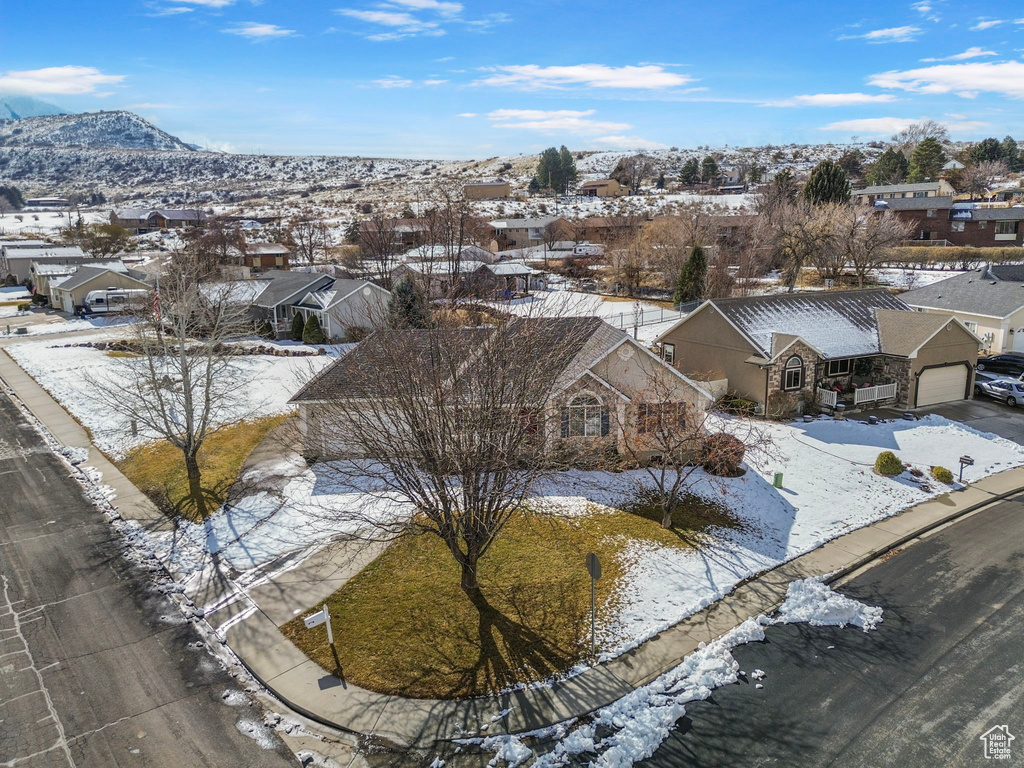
(4, 338, 1023, 749)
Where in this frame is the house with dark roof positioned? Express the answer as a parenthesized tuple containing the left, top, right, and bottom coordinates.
(901, 265, 1024, 354)
(290, 316, 711, 460)
(877, 197, 1024, 247)
(655, 289, 979, 415)
(291, 278, 391, 340)
(110, 209, 206, 234)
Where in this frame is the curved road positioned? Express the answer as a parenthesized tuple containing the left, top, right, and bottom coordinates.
(645, 490, 1024, 768)
(0, 390, 297, 767)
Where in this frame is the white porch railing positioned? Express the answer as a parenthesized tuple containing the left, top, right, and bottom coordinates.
(853, 382, 897, 406)
(816, 387, 838, 408)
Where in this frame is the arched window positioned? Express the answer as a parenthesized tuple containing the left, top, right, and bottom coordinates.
(783, 355, 804, 391)
(562, 394, 609, 437)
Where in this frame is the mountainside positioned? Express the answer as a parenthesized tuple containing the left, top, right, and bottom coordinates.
(0, 111, 193, 152)
(0, 95, 66, 120)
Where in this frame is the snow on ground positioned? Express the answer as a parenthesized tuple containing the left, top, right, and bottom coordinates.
(23, 315, 139, 336)
(487, 289, 680, 338)
(873, 267, 966, 291)
(7, 334, 335, 457)
(0, 286, 31, 300)
(467, 578, 882, 767)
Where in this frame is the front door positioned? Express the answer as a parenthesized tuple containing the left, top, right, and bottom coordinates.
(1012, 330, 1024, 353)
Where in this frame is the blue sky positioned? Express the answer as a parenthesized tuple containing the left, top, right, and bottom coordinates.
(1, 0, 1023, 158)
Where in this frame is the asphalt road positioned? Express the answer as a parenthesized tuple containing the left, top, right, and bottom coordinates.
(643, 491, 1024, 768)
(0, 390, 297, 767)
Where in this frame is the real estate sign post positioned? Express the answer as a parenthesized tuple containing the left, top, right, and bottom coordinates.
(586, 552, 602, 657)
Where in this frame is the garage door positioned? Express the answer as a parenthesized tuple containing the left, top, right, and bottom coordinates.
(917, 365, 968, 407)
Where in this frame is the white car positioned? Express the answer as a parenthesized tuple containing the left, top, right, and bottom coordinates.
(977, 376, 1024, 406)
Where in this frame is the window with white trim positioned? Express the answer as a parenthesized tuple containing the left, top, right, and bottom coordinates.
(964, 321, 978, 333)
(824, 358, 852, 376)
(562, 394, 609, 438)
(783, 355, 804, 391)
(995, 221, 1018, 235)
(662, 342, 676, 365)
(926, 209, 937, 218)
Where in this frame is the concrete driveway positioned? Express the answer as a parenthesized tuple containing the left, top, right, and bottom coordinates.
(912, 397, 1024, 446)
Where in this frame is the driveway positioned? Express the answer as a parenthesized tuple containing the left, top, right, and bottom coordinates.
(912, 397, 1024, 446)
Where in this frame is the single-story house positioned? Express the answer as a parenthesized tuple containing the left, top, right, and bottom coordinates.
(853, 180, 957, 205)
(242, 243, 291, 271)
(290, 316, 712, 460)
(111, 209, 206, 234)
(400, 244, 498, 265)
(879, 197, 1024, 247)
(250, 270, 334, 335)
(488, 216, 568, 250)
(901, 265, 1024, 354)
(54, 266, 151, 314)
(390, 259, 486, 299)
(464, 181, 511, 200)
(291, 279, 391, 341)
(358, 218, 430, 253)
(656, 289, 980, 415)
(3, 246, 87, 282)
(579, 179, 628, 198)
(31, 259, 127, 304)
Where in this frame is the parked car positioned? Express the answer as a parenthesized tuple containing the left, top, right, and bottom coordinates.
(974, 370, 1000, 395)
(976, 376, 1024, 406)
(975, 354, 1024, 375)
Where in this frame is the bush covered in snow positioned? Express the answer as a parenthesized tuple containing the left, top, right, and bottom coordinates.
(874, 450, 903, 477)
(931, 465, 954, 484)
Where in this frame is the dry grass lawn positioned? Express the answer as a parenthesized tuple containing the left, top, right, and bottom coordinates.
(117, 414, 289, 520)
(280, 493, 739, 699)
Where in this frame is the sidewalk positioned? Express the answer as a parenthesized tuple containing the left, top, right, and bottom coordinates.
(3, 339, 1023, 749)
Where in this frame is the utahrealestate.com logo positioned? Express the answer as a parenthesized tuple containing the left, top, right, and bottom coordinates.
(980, 725, 1015, 760)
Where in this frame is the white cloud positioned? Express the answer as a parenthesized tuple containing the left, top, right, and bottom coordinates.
(373, 75, 414, 88)
(763, 92, 897, 107)
(384, 0, 462, 17)
(0, 65, 125, 95)
(921, 46, 997, 61)
(839, 25, 921, 43)
(146, 6, 195, 16)
(457, 112, 477, 117)
(819, 116, 988, 134)
(476, 63, 693, 90)
(912, 1, 940, 20)
(224, 22, 297, 39)
(485, 108, 631, 134)
(423, 79, 447, 85)
(869, 60, 1024, 99)
(336, 8, 443, 39)
(435, 56, 454, 62)
(588, 135, 669, 150)
(969, 19, 1004, 31)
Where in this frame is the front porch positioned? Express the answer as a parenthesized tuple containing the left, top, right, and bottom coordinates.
(813, 355, 907, 411)
(816, 381, 898, 411)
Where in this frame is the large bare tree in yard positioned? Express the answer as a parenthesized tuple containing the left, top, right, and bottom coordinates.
(835, 206, 914, 287)
(289, 210, 333, 266)
(358, 213, 400, 286)
(91, 258, 254, 518)
(297, 316, 599, 602)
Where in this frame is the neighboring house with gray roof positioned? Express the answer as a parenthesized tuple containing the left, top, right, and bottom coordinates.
(901, 265, 1024, 354)
(488, 216, 568, 250)
(291, 279, 391, 341)
(291, 316, 711, 460)
(110, 209, 206, 233)
(656, 289, 979, 415)
(53, 266, 151, 314)
(853, 180, 956, 204)
(3, 245, 87, 281)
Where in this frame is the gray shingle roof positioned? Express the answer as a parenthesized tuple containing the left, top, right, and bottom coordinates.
(875, 196, 953, 211)
(253, 271, 333, 308)
(56, 266, 148, 292)
(854, 182, 943, 196)
(710, 289, 912, 359)
(901, 267, 1024, 317)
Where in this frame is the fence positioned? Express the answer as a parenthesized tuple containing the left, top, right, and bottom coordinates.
(853, 382, 897, 406)
(816, 387, 838, 408)
(605, 306, 685, 331)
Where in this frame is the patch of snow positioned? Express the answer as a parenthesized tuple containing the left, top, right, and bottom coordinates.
(774, 576, 883, 631)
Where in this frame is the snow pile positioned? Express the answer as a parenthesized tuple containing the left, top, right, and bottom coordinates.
(773, 576, 883, 632)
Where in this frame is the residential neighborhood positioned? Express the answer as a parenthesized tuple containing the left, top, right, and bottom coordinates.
(4, 4, 1024, 767)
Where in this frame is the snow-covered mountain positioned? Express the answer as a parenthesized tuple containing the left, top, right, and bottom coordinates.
(0, 110, 193, 152)
(0, 95, 66, 120)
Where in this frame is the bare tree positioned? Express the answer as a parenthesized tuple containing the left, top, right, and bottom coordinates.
(836, 206, 915, 287)
(891, 119, 950, 157)
(358, 213, 400, 287)
(289, 210, 333, 266)
(640, 203, 717, 287)
(755, 200, 834, 291)
(611, 154, 655, 194)
(301, 316, 601, 601)
(959, 160, 1009, 198)
(184, 216, 244, 277)
(91, 257, 255, 517)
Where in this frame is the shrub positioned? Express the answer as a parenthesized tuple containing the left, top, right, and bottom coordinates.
(31, 293, 47, 305)
(17, 303, 29, 312)
(931, 465, 954, 484)
(255, 319, 276, 340)
(290, 312, 305, 341)
(874, 451, 903, 476)
(699, 433, 746, 476)
(302, 314, 325, 344)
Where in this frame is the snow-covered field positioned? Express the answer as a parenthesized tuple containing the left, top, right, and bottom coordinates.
(6, 333, 335, 457)
(874, 267, 965, 291)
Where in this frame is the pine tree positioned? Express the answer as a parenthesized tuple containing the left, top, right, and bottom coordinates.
(536, 147, 561, 192)
(748, 165, 764, 184)
(679, 158, 700, 186)
(256, 319, 276, 339)
(907, 137, 946, 182)
(528, 176, 541, 194)
(302, 314, 325, 344)
(867, 148, 909, 185)
(387, 277, 429, 329)
(968, 137, 1002, 165)
(290, 312, 305, 341)
(656, 171, 666, 189)
(802, 159, 850, 205)
(700, 156, 719, 185)
(558, 145, 577, 193)
(1000, 135, 1021, 172)
(674, 245, 707, 305)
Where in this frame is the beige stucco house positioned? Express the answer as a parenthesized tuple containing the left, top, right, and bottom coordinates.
(464, 181, 511, 200)
(656, 289, 980, 416)
(53, 266, 151, 314)
(579, 179, 628, 197)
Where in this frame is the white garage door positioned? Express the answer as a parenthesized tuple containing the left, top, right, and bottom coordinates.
(917, 365, 968, 407)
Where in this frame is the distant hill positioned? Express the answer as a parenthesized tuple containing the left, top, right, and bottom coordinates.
(0, 110, 194, 152)
(0, 95, 66, 120)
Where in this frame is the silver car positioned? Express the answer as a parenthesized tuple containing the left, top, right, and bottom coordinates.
(977, 376, 1024, 406)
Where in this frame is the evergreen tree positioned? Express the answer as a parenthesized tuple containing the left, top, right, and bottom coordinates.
(656, 171, 666, 189)
(748, 165, 764, 184)
(256, 319, 276, 339)
(302, 314, 325, 344)
(528, 176, 541, 194)
(802, 159, 850, 205)
(906, 137, 946, 182)
(535, 147, 561, 191)
(290, 312, 305, 341)
(836, 149, 864, 180)
(674, 245, 708, 305)
(0, 185, 24, 210)
(557, 145, 577, 193)
(867, 148, 909, 185)
(700, 155, 719, 185)
(387, 277, 429, 329)
(1000, 135, 1021, 172)
(343, 219, 361, 244)
(679, 158, 700, 186)
(968, 137, 1002, 165)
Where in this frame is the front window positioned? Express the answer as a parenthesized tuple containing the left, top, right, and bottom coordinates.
(824, 358, 852, 377)
(783, 355, 803, 391)
(927, 209, 937, 218)
(995, 221, 1018, 235)
(562, 394, 608, 438)
(952, 221, 965, 232)
(662, 342, 676, 365)
(964, 321, 979, 333)
(979, 221, 987, 230)
(637, 402, 687, 434)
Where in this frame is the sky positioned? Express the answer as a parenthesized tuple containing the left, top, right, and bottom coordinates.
(1, 0, 1023, 159)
